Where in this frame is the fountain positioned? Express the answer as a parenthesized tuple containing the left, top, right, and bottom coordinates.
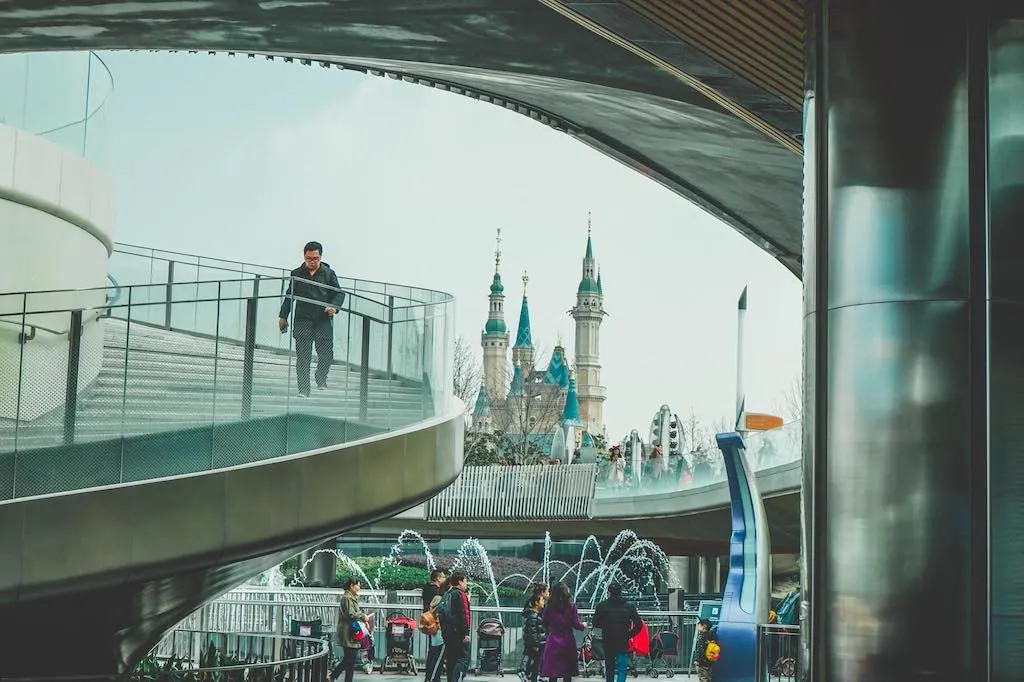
(275, 529, 677, 610)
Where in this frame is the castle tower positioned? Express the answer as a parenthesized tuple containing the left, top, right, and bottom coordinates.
(512, 272, 535, 371)
(570, 214, 607, 434)
(481, 229, 509, 402)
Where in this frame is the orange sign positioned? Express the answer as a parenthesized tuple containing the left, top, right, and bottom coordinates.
(743, 412, 784, 431)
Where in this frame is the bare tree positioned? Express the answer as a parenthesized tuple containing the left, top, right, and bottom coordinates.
(775, 374, 804, 423)
(452, 335, 482, 412)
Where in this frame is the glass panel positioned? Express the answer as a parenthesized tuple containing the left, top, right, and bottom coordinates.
(594, 420, 803, 500)
(0, 244, 455, 498)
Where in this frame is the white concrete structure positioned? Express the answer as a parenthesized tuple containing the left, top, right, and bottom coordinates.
(0, 123, 116, 421)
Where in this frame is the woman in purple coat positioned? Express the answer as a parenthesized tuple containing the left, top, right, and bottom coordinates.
(540, 582, 585, 682)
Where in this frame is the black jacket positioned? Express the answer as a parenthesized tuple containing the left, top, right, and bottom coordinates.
(279, 263, 345, 321)
(422, 582, 443, 613)
(592, 596, 642, 655)
(522, 606, 546, 651)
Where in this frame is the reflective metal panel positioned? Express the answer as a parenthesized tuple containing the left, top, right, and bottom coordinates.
(988, 12, 1024, 678)
(809, 2, 985, 680)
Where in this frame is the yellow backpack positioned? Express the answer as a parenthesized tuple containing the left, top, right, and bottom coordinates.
(705, 641, 721, 662)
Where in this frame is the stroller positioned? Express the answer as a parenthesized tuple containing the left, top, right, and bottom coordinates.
(379, 612, 418, 674)
(648, 630, 681, 678)
(475, 617, 505, 675)
(580, 631, 605, 677)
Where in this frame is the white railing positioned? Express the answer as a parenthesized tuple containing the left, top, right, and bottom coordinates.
(425, 464, 598, 521)
(168, 586, 699, 674)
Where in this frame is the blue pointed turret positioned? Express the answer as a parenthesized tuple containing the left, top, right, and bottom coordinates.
(543, 346, 570, 388)
(514, 274, 533, 349)
(561, 377, 584, 427)
(509, 363, 524, 397)
(473, 385, 490, 415)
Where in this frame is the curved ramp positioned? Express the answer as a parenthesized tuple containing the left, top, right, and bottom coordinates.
(0, 252, 461, 675)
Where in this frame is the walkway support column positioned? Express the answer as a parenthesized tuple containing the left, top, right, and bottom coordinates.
(804, 1, 1024, 680)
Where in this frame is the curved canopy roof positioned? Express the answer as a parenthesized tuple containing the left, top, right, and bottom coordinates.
(0, 0, 804, 276)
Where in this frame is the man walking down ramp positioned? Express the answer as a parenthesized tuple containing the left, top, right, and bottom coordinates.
(278, 240, 345, 397)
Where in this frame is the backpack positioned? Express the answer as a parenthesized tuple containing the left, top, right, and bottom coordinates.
(419, 605, 440, 636)
(437, 590, 456, 631)
(705, 640, 721, 662)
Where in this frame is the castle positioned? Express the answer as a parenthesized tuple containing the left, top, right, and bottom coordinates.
(470, 220, 607, 454)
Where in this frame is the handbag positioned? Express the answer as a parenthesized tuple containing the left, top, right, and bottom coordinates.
(573, 626, 588, 651)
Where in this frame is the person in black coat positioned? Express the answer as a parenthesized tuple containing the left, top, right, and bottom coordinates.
(277, 240, 345, 397)
(592, 583, 643, 682)
(421, 570, 448, 682)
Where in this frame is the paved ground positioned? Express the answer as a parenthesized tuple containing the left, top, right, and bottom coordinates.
(370, 671, 704, 675)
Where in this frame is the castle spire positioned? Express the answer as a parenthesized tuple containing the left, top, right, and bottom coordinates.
(514, 271, 533, 350)
(481, 228, 509, 404)
(494, 227, 502, 273)
(585, 212, 594, 260)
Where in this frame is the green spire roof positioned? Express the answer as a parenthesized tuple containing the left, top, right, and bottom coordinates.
(484, 318, 507, 334)
(543, 347, 570, 388)
(490, 272, 504, 295)
(577, 277, 599, 294)
(561, 377, 584, 427)
(597, 271, 603, 294)
(585, 233, 593, 260)
(509, 363, 524, 397)
(473, 385, 490, 415)
(514, 294, 533, 349)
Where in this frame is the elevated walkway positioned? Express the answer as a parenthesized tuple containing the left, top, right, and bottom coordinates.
(0, 245, 462, 675)
(371, 424, 802, 554)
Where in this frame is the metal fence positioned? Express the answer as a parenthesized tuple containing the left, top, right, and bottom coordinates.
(172, 587, 699, 675)
(425, 464, 598, 521)
(755, 624, 799, 682)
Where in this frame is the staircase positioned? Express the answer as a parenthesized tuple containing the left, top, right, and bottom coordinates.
(3, 318, 429, 451)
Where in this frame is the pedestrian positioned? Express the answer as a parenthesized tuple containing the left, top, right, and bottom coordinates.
(692, 618, 719, 682)
(277, 240, 345, 397)
(519, 590, 546, 682)
(332, 578, 370, 682)
(440, 571, 472, 682)
(540, 582, 585, 682)
(421, 570, 448, 682)
(591, 583, 642, 682)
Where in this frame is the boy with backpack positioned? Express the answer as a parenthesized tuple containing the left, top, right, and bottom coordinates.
(693, 618, 720, 682)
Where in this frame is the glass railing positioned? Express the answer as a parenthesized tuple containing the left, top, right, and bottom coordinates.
(594, 420, 802, 499)
(0, 263, 454, 501)
(0, 51, 114, 161)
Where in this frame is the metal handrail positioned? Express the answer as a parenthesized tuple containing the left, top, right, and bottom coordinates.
(0, 308, 110, 343)
(160, 629, 329, 671)
(1, 272, 441, 314)
(114, 241, 449, 303)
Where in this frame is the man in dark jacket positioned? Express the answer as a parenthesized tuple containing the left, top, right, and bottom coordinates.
(277, 241, 345, 397)
(592, 583, 642, 682)
(440, 572, 471, 682)
(422, 570, 448, 682)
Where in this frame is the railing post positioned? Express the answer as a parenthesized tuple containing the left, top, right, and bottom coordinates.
(241, 296, 257, 420)
(164, 259, 174, 329)
(63, 309, 84, 446)
(386, 295, 394, 379)
(360, 316, 370, 422)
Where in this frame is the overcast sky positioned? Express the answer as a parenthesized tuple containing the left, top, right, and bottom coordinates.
(93, 51, 803, 440)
